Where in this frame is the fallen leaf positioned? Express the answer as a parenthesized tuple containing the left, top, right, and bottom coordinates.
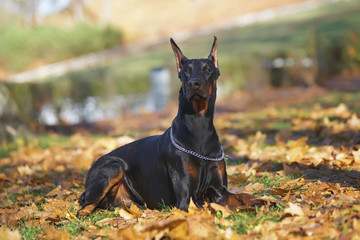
(117, 208, 136, 220)
(40, 224, 71, 240)
(45, 185, 62, 198)
(240, 182, 264, 194)
(0, 227, 21, 240)
(284, 202, 304, 216)
(209, 203, 232, 218)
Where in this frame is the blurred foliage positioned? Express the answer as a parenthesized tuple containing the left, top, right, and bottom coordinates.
(2, 67, 149, 124)
(0, 24, 123, 72)
(268, 30, 360, 87)
(1, 0, 360, 143)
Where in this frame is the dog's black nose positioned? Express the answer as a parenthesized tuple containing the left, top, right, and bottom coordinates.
(187, 79, 200, 89)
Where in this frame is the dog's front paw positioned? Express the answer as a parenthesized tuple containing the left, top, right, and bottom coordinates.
(227, 193, 263, 209)
(76, 205, 96, 218)
(76, 209, 91, 218)
(235, 193, 262, 206)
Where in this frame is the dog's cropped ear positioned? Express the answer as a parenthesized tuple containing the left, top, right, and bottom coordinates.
(170, 38, 189, 75)
(208, 36, 218, 69)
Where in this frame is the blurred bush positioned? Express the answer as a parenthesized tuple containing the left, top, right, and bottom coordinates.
(0, 24, 123, 73)
(264, 31, 360, 87)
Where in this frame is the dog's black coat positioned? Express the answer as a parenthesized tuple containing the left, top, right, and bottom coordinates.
(77, 37, 258, 217)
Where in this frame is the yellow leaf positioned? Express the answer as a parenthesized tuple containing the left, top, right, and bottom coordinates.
(284, 202, 304, 216)
(285, 147, 306, 163)
(287, 136, 308, 148)
(353, 150, 360, 164)
(347, 113, 360, 129)
(0, 227, 21, 240)
(188, 198, 199, 214)
(126, 204, 142, 217)
(352, 205, 360, 212)
(209, 203, 232, 218)
(333, 103, 351, 118)
(354, 218, 360, 234)
(117, 208, 135, 220)
(17, 165, 33, 176)
(282, 191, 291, 201)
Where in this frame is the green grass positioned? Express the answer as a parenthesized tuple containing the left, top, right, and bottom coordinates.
(249, 172, 282, 189)
(0, 135, 70, 158)
(224, 206, 282, 235)
(221, 173, 292, 234)
(58, 221, 83, 237)
(19, 222, 44, 240)
(0, 24, 122, 73)
(0, 139, 25, 158)
(158, 200, 174, 212)
(0, 133, 111, 158)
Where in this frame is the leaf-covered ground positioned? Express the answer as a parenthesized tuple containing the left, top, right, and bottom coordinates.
(1, 87, 360, 239)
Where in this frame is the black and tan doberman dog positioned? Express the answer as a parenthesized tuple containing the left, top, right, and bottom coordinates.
(77, 37, 258, 217)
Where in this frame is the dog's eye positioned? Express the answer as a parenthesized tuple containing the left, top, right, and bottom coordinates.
(184, 67, 192, 73)
(204, 67, 212, 73)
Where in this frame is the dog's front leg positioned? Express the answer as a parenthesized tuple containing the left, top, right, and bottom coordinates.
(206, 162, 262, 209)
(173, 181, 191, 211)
(168, 168, 191, 211)
(206, 186, 260, 209)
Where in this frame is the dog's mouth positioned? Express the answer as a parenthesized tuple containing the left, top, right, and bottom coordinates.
(189, 94, 206, 101)
(187, 90, 209, 102)
(187, 92, 209, 116)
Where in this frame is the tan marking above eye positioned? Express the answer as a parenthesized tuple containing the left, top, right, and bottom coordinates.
(203, 64, 212, 73)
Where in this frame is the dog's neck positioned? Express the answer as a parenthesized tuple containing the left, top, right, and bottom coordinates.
(171, 88, 222, 158)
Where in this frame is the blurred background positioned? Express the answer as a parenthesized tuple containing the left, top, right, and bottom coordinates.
(0, 0, 360, 143)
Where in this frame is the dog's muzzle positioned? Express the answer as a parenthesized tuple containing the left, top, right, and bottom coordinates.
(185, 78, 209, 101)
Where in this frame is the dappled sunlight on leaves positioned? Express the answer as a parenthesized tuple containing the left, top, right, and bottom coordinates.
(1, 91, 360, 239)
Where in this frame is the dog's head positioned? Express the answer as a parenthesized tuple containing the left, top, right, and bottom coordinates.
(170, 37, 220, 116)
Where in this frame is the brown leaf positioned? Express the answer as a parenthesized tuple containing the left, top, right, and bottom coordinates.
(118, 218, 188, 240)
(283, 163, 302, 175)
(40, 224, 71, 240)
(43, 199, 72, 219)
(275, 129, 293, 144)
(240, 182, 264, 194)
(9, 204, 39, 222)
(258, 195, 287, 205)
(228, 173, 248, 184)
(45, 185, 62, 198)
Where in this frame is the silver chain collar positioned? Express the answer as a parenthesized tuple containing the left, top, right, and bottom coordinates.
(169, 127, 224, 161)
